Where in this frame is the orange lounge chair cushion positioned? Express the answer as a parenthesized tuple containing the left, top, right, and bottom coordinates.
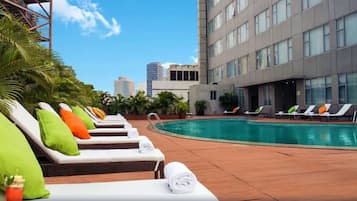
(60, 109, 91, 139)
(92, 108, 105, 120)
(232, 107, 239, 113)
(318, 105, 327, 114)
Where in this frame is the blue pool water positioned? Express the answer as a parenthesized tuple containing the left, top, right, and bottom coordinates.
(155, 119, 357, 148)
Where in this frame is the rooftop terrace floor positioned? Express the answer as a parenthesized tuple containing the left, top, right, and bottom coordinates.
(45, 116, 357, 201)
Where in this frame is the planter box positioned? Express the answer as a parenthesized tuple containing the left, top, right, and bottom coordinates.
(124, 114, 182, 120)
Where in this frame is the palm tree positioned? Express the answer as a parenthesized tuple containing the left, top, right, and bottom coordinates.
(0, 8, 53, 115)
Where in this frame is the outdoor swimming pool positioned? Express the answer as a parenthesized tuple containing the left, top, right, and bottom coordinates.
(155, 118, 357, 149)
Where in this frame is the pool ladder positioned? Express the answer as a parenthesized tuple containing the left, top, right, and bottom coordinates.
(147, 113, 164, 128)
(353, 111, 357, 124)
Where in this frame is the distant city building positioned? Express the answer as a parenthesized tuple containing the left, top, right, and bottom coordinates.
(147, 62, 164, 97)
(114, 77, 135, 98)
(136, 82, 147, 94)
(152, 64, 200, 101)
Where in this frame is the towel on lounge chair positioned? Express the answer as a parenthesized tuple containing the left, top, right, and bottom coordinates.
(128, 128, 139, 138)
(164, 162, 198, 194)
(139, 138, 155, 153)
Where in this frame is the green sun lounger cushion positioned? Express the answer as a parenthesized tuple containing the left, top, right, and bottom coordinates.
(255, 107, 261, 113)
(37, 110, 80, 156)
(288, 106, 296, 113)
(72, 106, 96, 130)
(0, 113, 50, 199)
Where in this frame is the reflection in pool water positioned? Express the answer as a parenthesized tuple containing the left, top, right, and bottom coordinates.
(155, 119, 357, 148)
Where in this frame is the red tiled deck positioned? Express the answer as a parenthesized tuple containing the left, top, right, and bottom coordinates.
(45, 117, 357, 201)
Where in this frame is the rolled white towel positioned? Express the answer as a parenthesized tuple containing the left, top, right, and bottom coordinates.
(139, 138, 154, 153)
(164, 162, 197, 194)
(128, 128, 139, 138)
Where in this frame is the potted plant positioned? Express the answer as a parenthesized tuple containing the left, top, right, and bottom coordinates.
(195, 100, 207, 116)
(176, 102, 189, 119)
(2, 175, 25, 201)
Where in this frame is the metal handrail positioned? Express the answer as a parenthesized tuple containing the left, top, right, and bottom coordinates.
(147, 113, 163, 128)
(353, 111, 357, 124)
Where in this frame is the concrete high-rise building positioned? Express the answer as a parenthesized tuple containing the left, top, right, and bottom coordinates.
(114, 77, 135, 98)
(192, 0, 357, 115)
(146, 62, 164, 97)
(152, 64, 199, 101)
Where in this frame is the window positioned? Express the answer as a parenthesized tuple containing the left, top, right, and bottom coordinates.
(227, 29, 237, 49)
(272, 0, 291, 25)
(337, 12, 357, 48)
(183, 71, 189, 81)
(225, 0, 236, 22)
(208, 12, 223, 33)
(305, 76, 332, 105)
(208, 65, 224, 83)
(195, 71, 199, 81)
(256, 47, 271, 69)
(273, 38, 292, 65)
(303, 0, 321, 10)
(177, 71, 183, 80)
(170, 71, 177, 80)
(263, 86, 272, 105)
(304, 24, 330, 57)
(238, 22, 249, 44)
(238, 55, 248, 75)
(208, 69, 214, 83)
(210, 90, 217, 100)
(189, 71, 195, 81)
(237, 0, 248, 13)
(226, 59, 237, 78)
(339, 73, 357, 104)
(208, 0, 221, 10)
(209, 39, 224, 58)
(236, 88, 245, 107)
(255, 9, 270, 35)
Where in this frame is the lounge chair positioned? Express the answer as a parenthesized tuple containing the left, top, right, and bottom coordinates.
(244, 106, 263, 115)
(304, 104, 331, 118)
(56, 103, 130, 136)
(59, 103, 127, 128)
(8, 101, 165, 178)
(275, 105, 299, 118)
(290, 105, 315, 118)
(320, 104, 353, 121)
(38, 102, 145, 149)
(223, 106, 240, 115)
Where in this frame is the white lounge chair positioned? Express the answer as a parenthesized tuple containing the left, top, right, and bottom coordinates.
(59, 103, 128, 129)
(304, 104, 331, 118)
(244, 106, 263, 115)
(223, 106, 240, 115)
(8, 101, 165, 178)
(320, 104, 353, 120)
(290, 105, 315, 118)
(275, 105, 299, 118)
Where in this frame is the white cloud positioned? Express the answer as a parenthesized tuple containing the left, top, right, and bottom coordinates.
(161, 62, 180, 69)
(53, 0, 120, 38)
(191, 56, 198, 64)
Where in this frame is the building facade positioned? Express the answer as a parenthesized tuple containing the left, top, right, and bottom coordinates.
(114, 77, 135, 98)
(146, 62, 164, 97)
(152, 64, 200, 101)
(194, 0, 357, 115)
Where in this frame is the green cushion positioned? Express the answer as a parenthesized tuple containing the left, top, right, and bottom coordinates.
(72, 106, 96, 130)
(255, 107, 261, 113)
(288, 106, 296, 113)
(37, 110, 80, 156)
(0, 113, 50, 199)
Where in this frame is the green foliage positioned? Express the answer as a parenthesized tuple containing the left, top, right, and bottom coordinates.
(176, 101, 189, 114)
(195, 100, 207, 116)
(127, 91, 150, 115)
(152, 91, 182, 115)
(219, 93, 238, 111)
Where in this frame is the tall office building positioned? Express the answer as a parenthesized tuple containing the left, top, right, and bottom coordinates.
(192, 0, 357, 114)
(146, 62, 164, 97)
(114, 77, 135, 98)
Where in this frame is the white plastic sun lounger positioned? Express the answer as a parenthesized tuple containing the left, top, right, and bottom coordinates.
(59, 103, 129, 129)
(0, 179, 218, 201)
(290, 105, 315, 118)
(8, 101, 165, 178)
(275, 105, 299, 117)
(304, 104, 331, 117)
(320, 104, 352, 120)
(244, 106, 263, 115)
(85, 106, 128, 123)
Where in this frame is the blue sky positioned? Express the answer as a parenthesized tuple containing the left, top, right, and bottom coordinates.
(50, 0, 198, 94)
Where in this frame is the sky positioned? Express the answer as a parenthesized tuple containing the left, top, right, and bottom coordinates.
(47, 0, 198, 94)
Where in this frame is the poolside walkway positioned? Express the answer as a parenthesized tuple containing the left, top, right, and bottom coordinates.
(45, 117, 357, 201)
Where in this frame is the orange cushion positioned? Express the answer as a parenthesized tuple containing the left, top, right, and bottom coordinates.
(318, 105, 327, 114)
(98, 108, 107, 117)
(60, 109, 91, 139)
(232, 107, 239, 113)
(92, 108, 105, 120)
